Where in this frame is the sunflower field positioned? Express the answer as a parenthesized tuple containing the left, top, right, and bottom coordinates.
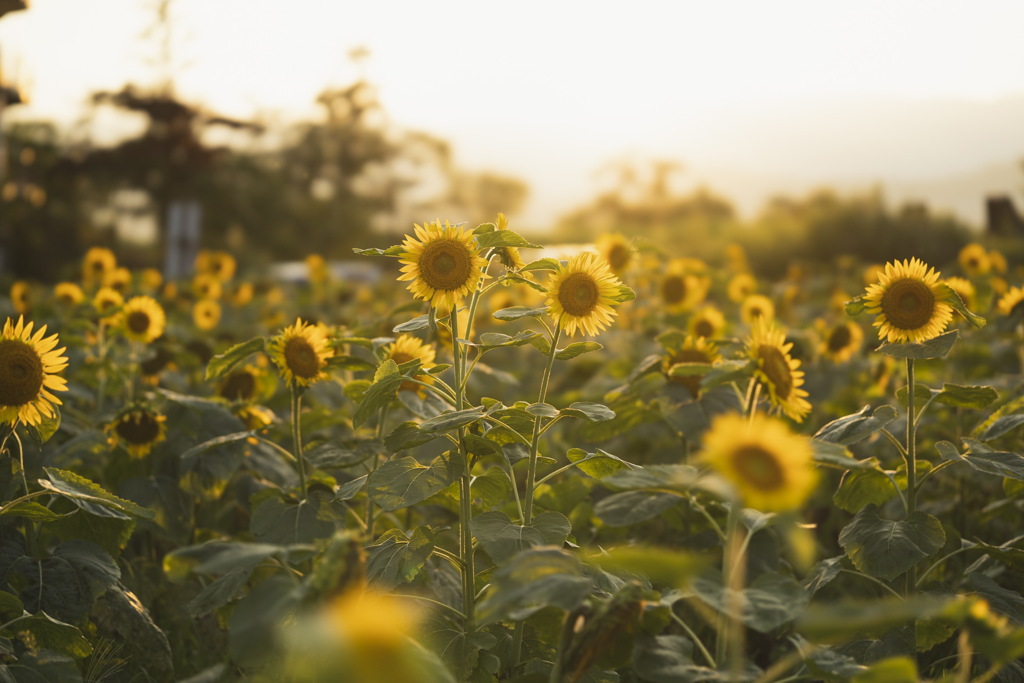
(2, 218, 1024, 683)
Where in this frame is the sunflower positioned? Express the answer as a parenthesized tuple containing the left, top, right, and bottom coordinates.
(10, 281, 31, 315)
(140, 268, 163, 293)
(82, 246, 116, 287)
(193, 273, 223, 301)
(944, 276, 976, 312)
(210, 252, 236, 281)
(727, 272, 757, 303)
(0, 316, 69, 427)
(700, 412, 817, 512)
(218, 364, 265, 402)
(107, 406, 167, 458)
(596, 233, 633, 273)
(233, 404, 275, 431)
(724, 243, 748, 272)
(493, 213, 527, 272)
(662, 335, 720, 398)
(997, 286, 1024, 318)
(862, 258, 954, 344)
(193, 299, 222, 331)
(231, 282, 255, 307)
(397, 220, 488, 310)
(54, 282, 84, 307)
(819, 320, 863, 363)
(93, 287, 124, 326)
(746, 319, 811, 422)
(689, 305, 726, 340)
(103, 267, 132, 294)
(268, 318, 333, 387)
(989, 249, 1008, 275)
(382, 335, 436, 392)
(862, 264, 885, 287)
(958, 243, 990, 277)
(306, 254, 328, 284)
(546, 251, 626, 337)
(120, 296, 166, 344)
(660, 260, 705, 312)
(740, 294, 775, 326)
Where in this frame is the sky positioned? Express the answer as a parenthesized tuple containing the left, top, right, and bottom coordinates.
(3, 0, 1024, 227)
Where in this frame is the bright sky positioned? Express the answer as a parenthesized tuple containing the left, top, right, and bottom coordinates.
(4, 0, 1024, 227)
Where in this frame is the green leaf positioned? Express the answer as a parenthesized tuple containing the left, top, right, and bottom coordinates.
(851, 657, 918, 683)
(601, 464, 699, 491)
(978, 414, 1024, 441)
(52, 540, 120, 601)
(838, 505, 945, 580)
(423, 619, 497, 683)
(180, 431, 254, 461)
(834, 469, 900, 513)
(366, 451, 463, 511)
(27, 408, 61, 445)
(845, 295, 868, 316)
(876, 329, 958, 359)
(304, 439, 382, 468)
(6, 614, 92, 659)
(335, 475, 367, 502)
(937, 439, 1024, 481)
(324, 354, 375, 372)
(352, 244, 404, 257)
(691, 569, 810, 632)
(227, 576, 304, 667)
(470, 467, 512, 510)
(475, 229, 541, 250)
(163, 541, 300, 581)
(493, 306, 548, 321)
(471, 510, 570, 563)
(813, 405, 899, 445)
(187, 568, 251, 617)
(46, 513, 136, 556)
(610, 284, 635, 303)
(813, 439, 881, 471)
(798, 594, 960, 642)
(476, 331, 541, 350)
(475, 548, 592, 624)
(802, 556, 845, 596)
(250, 496, 336, 546)
(366, 527, 435, 590)
(353, 364, 412, 427)
(526, 402, 559, 418)
(594, 491, 681, 526)
(562, 402, 616, 422)
(587, 546, 707, 587)
(384, 422, 437, 452)
(40, 469, 154, 519)
(566, 448, 636, 479)
(938, 282, 986, 328)
(555, 342, 603, 360)
(7, 557, 90, 624)
(393, 314, 431, 333)
(700, 359, 751, 390)
(205, 336, 265, 381)
(934, 383, 998, 409)
(0, 501, 65, 522)
(419, 406, 487, 433)
(520, 257, 561, 273)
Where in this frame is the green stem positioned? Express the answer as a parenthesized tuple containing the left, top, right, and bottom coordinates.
(450, 308, 476, 633)
(716, 503, 745, 673)
(670, 611, 716, 668)
(290, 382, 308, 501)
(838, 568, 904, 600)
(365, 405, 389, 540)
(905, 358, 918, 656)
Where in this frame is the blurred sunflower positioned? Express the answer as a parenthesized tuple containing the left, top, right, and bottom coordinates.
(231, 282, 255, 307)
(218, 365, 265, 402)
(140, 268, 163, 293)
(818, 320, 863, 363)
(10, 281, 31, 315)
(0, 316, 68, 427)
(997, 286, 1024, 318)
(93, 287, 124, 326)
(398, 220, 488, 310)
(596, 233, 633, 273)
(862, 263, 885, 287)
(193, 299, 222, 331)
(689, 305, 726, 339)
(700, 412, 817, 512)
(54, 282, 84, 307)
(121, 296, 166, 344)
(740, 294, 775, 326)
(546, 251, 626, 337)
(493, 213, 527, 273)
(233, 404, 275, 431)
(382, 335, 436, 392)
(944, 276, 976, 312)
(209, 251, 236, 281)
(863, 258, 954, 344)
(82, 246, 116, 287)
(724, 243, 748, 272)
(306, 254, 328, 284)
(660, 260, 704, 312)
(193, 273, 223, 301)
(989, 249, 1008, 275)
(958, 243, 990, 277)
(727, 272, 757, 303)
(103, 266, 132, 294)
(107, 406, 167, 458)
(268, 318, 333, 387)
(662, 335, 720, 399)
(746, 319, 811, 422)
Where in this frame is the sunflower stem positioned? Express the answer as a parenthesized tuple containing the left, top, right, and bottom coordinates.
(717, 502, 746, 675)
(905, 357, 918, 658)
(449, 308, 476, 634)
(290, 382, 308, 502)
(365, 405, 389, 541)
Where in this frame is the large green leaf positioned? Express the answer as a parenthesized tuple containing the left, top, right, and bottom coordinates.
(876, 329, 958, 359)
(475, 548, 591, 624)
(797, 595, 956, 643)
(422, 618, 498, 683)
(813, 405, 899, 446)
(851, 657, 918, 683)
(7, 557, 90, 624)
(936, 439, 1024, 481)
(594, 491, 681, 526)
(977, 414, 1024, 442)
(691, 570, 809, 632)
(250, 496, 337, 546)
(562, 402, 616, 422)
(3, 613, 92, 659)
(353, 359, 422, 427)
(419, 406, 487, 433)
(492, 306, 548, 321)
(366, 451, 463, 511)
(555, 342, 603, 360)
(205, 336, 265, 381)
(838, 505, 945, 580)
(186, 568, 252, 617)
(631, 634, 734, 683)
(51, 540, 120, 601)
(384, 422, 437, 452)
(934, 383, 998, 409)
(587, 546, 707, 587)
(40, 469, 154, 520)
(566, 448, 636, 479)
(366, 527, 435, 590)
(471, 511, 570, 563)
(227, 575, 304, 667)
(833, 469, 900, 513)
(163, 541, 303, 581)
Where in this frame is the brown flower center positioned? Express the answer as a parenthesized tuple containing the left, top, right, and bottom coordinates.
(418, 238, 474, 292)
(284, 337, 321, 379)
(731, 445, 785, 491)
(827, 324, 852, 352)
(0, 340, 43, 407)
(661, 275, 686, 305)
(694, 319, 715, 338)
(880, 278, 935, 331)
(757, 345, 793, 400)
(558, 272, 599, 317)
(220, 370, 257, 401)
(127, 310, 151, 335)
(607, 244, 630, 271)
(116, 411, 161, 445)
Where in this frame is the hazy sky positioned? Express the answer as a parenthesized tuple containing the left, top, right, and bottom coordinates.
(3, 0, 1024, 226)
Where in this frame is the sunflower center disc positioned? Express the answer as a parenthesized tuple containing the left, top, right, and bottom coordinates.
(117, 412, 161, 445)
(608, 245, 630, 271)
(732, 445, 785, 491)
(828, 324, 852, 352)
(694, 319, 715, 338)
(220, 371, 256, 401)
(285, 338, 321, 379)
(757, 345, 794, 400)
(420, 239, 473, 292)
(128, 311, 151, 335)
(559, 272, 599, 317)
(662, 276, 686, 304)
(0, 340, 44, 407)
(881, 278, 935, 330)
